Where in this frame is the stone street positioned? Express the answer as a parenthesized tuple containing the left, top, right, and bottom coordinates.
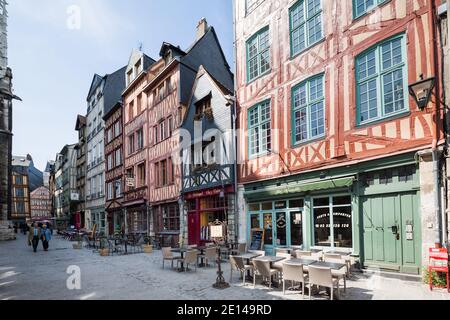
(0, 234, 448, 300)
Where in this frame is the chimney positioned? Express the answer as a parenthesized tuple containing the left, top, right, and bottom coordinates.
(196, 18, 208, 40)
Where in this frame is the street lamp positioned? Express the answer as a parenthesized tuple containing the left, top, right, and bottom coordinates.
(408, 76, 435, 110)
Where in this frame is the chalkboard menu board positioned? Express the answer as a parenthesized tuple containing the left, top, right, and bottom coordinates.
(250, 229, 264, 251)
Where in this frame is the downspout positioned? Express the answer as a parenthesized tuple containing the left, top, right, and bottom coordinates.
(232, 0, 239, 244)
(430, 0, 443, 247)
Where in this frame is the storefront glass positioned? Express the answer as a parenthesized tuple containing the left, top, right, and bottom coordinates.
(313, 195, 352, 249)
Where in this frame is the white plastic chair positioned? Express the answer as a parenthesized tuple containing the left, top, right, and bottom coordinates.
(308, 266, 340, 300)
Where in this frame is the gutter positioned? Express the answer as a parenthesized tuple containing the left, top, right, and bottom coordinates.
(232, 0, 239, 244)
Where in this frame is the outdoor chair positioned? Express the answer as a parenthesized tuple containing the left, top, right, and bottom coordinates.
(273, 252, 292, 273)
(282, 263, 307, 298)
(252, 260, 278, 290)
(162, 247, 181, 269)
(108, 239, 123, 256)
(295, 250, 312, 258)
(177, 250, 199, 272)
(229, 255, 253, 286)
(230, 243, 247, 255)
(275, 248, 290, 254)
(198, 247, 217, 267)
(323, 256, 348, 289)
(308, 266, 340, 300)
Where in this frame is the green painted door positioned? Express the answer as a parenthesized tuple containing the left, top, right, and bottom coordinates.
(361, 192, 420, 274)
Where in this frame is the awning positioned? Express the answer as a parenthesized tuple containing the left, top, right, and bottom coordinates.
(244, 176, 355, 200)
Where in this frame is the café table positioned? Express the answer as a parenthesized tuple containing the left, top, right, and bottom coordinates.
(171, 248, 190, 272)
(311, 260, 346, 271)
(196, 246, 209, 267)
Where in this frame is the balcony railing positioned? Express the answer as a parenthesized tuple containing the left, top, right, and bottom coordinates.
(182, 164, 234, 193)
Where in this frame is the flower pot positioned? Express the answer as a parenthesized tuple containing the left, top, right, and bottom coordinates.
(73, 242, 83, 250)
(143, 244, 153, 254)
(99, 248, 109, 256)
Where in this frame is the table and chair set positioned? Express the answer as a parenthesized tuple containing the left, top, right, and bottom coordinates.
(230, 246, 352, 300)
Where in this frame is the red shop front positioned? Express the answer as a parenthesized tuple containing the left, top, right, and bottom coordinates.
(185, 185, 234, 246)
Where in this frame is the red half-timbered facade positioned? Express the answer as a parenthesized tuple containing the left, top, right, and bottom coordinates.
(235, 0, 445, 274)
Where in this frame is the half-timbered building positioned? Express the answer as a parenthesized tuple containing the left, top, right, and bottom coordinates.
(234, 0, 445, 274)
(181, 65, 235, 246)
(142, 19, 234, 247)
(122, 50, 155, 235)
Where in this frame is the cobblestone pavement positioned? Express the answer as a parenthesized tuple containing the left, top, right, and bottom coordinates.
(0, 234, 448, 300)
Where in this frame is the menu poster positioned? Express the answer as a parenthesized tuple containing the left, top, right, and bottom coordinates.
(250, 228, 264, 251)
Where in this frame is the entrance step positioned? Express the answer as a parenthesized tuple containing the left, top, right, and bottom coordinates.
(360, 268, 422, 283)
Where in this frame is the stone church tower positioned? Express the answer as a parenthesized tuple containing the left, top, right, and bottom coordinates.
(0, 0, 19, 240)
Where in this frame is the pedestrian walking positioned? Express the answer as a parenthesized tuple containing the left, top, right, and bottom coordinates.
(28, 223, 41, 253)
(41, 224, 52, 252)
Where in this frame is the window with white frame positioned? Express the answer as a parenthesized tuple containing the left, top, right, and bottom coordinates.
(246, 0, 265, 14)
(356, 34, 407, 124)
(292, 74, 325, 144)
(248, 100, 271, 156)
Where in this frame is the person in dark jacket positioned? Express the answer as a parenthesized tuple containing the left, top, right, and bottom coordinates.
(41, 224, 52, 251)
(28, 223, 41, 253)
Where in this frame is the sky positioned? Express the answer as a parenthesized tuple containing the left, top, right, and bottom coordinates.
(8, 0, 235, 171)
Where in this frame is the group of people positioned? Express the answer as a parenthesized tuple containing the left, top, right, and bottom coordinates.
(27, 222, 52, 253)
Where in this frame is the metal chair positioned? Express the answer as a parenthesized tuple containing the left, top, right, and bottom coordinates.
(177, 250, 199, 272)
(162, 247, 181, 269)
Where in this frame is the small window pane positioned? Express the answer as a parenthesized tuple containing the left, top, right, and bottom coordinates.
(289, 199, 304, 208)
(249, 203, 260, 211)
(262, 202, 273, 210)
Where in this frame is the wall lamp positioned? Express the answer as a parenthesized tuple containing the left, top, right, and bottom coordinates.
(408, 76, 436, 111)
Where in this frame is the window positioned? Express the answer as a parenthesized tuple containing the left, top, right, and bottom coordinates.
(356, 35, 407, 124)
(161, 159, 168, 186)
(137, 128, 144, 150)
(15, 175, 23, 185)
(115, 179, 122, 198)
(159, 121, 166, 141)
(195, 96, 212, 119)
(106, 128, 113, 144)
(127, 70, 133, 86)
(163, 204, 180, 231)
(168, 157, 174, 184)
(290, 0, 323, 57)
(247, 27, 270, 82)
(114, 121, 121, 137)
(137, 94, 142, 114)
(168, 116, 174, 137)
(14, 188, 25, 198)
(137, 163, 146, 187)
(115, 148, 122, 166)
(158, 84, 165, 102)
(248, 100, 271, 156)
(153, 125, 159, 145)
(128, 101, 134, 121)
(246, 0, 265, 14)
(98, 174, 104, 196)
(107, 154, 114, 171)
(128, 134, 135, 155)
(292, 74, 325, 144)
(166, 78, 172, 95)
(353, 0, 388, 18)
(107, 182, 113, 200)
(313, 196, 353, 249)
(155, 159, 171, 187)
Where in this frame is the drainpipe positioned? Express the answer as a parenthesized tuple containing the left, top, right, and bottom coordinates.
(232, 0, 239, 244)
(430, 0, 443, 247)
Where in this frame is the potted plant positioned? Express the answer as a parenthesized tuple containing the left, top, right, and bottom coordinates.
(72, 234, 83, 250)
(143, 236, 153, 254)
(99, 237, 109, 256)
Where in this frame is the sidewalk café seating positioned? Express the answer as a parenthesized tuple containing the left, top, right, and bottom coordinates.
(177, 250, 199, 272)
(275, 248, 290, 254)
(282, 263, 307, 298)
(198, 247, 217, 267)
(162, 247, 182, 269)
(308, 266, 340, 300)
(323, 256, 348, 289)
(252, 259, 279, 290)
(295, 250, 312, 258)
(108, 238, 124, 256)
(230, 243, 247, 256)
(248, 250, 266, 257)
(229, 255, 253, 286)
(273, 252, 292, 273)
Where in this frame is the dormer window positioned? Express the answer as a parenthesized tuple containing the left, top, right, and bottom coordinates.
(194, 93, 212, 120)
(127, 70, 133, 86)
(134, 59, 142, 76)
(164, 51, 172, 66)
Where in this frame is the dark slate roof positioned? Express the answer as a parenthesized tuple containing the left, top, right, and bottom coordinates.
(44, 161, 55, 173)
(75, 115, 86, 131)
(12, 155, 43, 192)
(143, 54, 156, 71)
(178, 26, 234, 105)
(103, 66, 127, 117)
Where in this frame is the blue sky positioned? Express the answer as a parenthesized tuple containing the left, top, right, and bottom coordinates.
(8, 0, 234, 170)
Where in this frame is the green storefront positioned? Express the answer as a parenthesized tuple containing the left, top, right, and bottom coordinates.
(244, 152, 422, 274)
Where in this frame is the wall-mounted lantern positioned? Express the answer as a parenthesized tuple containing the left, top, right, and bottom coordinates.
(408, 76, 435, 110)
